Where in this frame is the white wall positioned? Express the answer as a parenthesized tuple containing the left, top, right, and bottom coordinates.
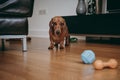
(28, 0, 78, 38)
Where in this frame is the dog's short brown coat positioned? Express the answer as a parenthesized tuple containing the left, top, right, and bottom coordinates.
(48, 16, 70, 49)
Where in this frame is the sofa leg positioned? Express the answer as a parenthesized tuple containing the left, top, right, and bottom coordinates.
(1, 39, 5, 51)
(22, 37, 27, 52)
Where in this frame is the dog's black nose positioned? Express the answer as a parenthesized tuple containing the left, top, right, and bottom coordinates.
(56, 31, 60, 35)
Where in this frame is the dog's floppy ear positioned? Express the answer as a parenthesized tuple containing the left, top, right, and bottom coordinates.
(49, 18, 54, 27)
(49, 18, 54, 34)
(61, 19, 67, 32)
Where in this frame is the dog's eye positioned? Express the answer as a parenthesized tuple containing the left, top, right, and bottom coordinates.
(52, 22, 57, 26)
(60, 23, 64, 26)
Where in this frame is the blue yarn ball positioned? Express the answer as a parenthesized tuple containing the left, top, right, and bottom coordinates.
(81, 50, 96, 64)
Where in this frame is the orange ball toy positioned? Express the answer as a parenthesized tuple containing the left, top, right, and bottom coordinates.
(93, 59, 118, 70)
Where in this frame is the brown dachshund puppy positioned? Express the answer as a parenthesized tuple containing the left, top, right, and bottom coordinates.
(48, 16, 70, 49)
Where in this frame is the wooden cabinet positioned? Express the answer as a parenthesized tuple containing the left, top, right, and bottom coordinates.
(63, 14, 120, 36)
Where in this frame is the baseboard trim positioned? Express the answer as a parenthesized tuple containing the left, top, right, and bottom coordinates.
(29, 30, 49, 38)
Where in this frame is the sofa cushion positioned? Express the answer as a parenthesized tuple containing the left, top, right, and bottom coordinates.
(0, 18, 28, 35)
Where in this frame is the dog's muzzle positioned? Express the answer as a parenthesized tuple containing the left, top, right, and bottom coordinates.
(56, 30, 61, 35)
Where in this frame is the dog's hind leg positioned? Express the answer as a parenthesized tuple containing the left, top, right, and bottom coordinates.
(65, 34, 70, 46)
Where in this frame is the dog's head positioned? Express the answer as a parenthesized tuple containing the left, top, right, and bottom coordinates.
(49, 16, 66, 36)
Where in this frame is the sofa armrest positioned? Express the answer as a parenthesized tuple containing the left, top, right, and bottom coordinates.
(0, 0, 34, 17)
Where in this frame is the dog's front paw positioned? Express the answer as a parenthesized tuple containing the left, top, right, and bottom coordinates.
(60, 46, 64, 49)
(48, 46, 54, 49)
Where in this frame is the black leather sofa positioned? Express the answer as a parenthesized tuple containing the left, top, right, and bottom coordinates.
(0, 0, 34, 51)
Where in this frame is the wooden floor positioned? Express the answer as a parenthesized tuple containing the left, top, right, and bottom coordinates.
(0, 37, 120, 80)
